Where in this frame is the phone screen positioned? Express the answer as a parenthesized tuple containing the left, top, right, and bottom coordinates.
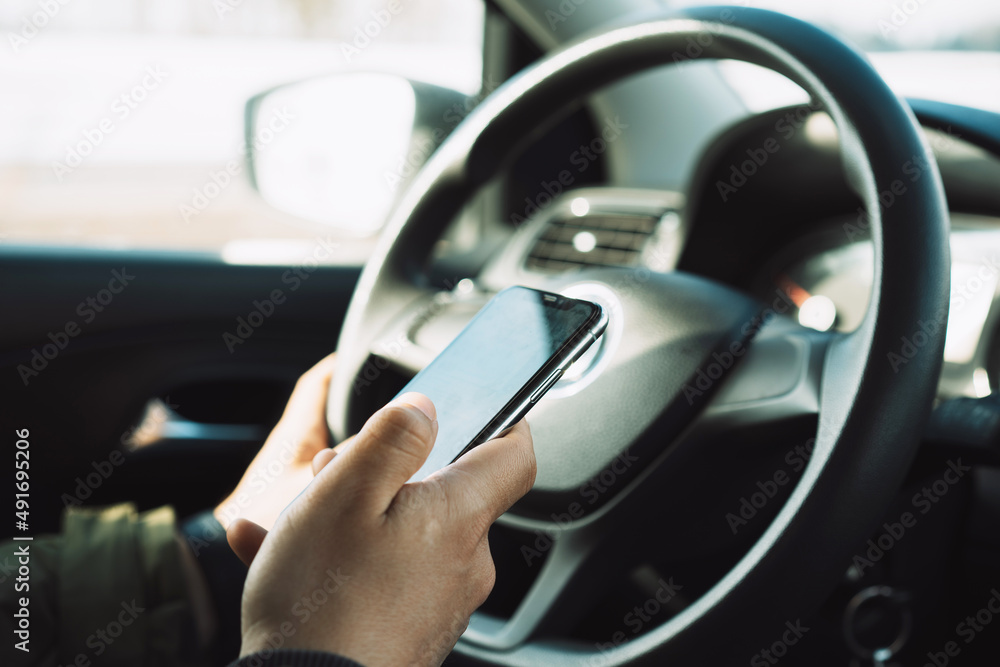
(396, 286, 600, 482)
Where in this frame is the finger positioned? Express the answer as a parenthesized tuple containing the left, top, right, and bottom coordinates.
(226, 518, 269, 567)
(279, 352, 337, 423)
(332, 434, 354, 454)
(276, 352, 337, 455)
(470, 538, 497, 608)
(311, 447, 337, 476)
(437, 420, 535, 525)
(309, 435, 354, 477)
(318, 393, 437, 513)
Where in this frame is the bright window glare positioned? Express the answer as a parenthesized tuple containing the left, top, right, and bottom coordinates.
(253, 73, 417, 234)
(699, 0, 1000, 113)
(0, 0, 484, 251)
(670, 0, 1000, 52)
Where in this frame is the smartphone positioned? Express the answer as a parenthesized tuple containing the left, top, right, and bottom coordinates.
(394, 285, 608, 482)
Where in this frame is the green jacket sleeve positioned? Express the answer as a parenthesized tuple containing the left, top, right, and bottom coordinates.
(1, 503, 207, 667)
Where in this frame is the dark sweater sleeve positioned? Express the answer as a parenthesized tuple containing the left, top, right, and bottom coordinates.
(228, 649, 365, 667)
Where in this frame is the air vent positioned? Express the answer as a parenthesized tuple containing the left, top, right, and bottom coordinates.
(525, 212, 659, 272)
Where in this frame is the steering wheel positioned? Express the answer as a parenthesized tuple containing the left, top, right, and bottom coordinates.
(327, 6, 950, 665)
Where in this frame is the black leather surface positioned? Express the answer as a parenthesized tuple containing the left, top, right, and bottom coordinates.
(909, 97, 1000, 158)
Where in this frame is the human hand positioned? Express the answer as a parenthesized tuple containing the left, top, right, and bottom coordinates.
(213, 352, 338, 532)
(228, 393, 536, 666)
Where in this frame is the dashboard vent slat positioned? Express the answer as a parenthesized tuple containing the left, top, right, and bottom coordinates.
(526, 212, 659, 272)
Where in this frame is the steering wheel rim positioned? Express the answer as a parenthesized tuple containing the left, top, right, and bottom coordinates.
(328, 6, 950, 664)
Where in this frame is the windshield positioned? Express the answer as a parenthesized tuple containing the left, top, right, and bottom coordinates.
(669, 0, 1000, 113)
(671, 0, 1000, 51)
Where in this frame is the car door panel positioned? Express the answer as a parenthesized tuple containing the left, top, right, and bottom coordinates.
(1, 249, 360, 536)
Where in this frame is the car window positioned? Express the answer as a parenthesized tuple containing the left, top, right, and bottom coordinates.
(0, 0, 484, 255)
(671, 0, 1000, 113)
(670, 0, 1000, 51)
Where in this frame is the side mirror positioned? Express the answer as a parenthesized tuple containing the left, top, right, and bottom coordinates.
(245, 72, 469, 235)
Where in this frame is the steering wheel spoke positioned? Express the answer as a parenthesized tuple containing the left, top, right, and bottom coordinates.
(364, 291, 442, 376)
(691, 320, 834, 437)
(467, 520, 619, 650)
(358, 285, 494, 388)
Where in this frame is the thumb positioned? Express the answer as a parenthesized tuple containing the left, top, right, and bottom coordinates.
(326, 392, 438, 514)
(311, 447, 338, 476)
(227, 518, 269, 567)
